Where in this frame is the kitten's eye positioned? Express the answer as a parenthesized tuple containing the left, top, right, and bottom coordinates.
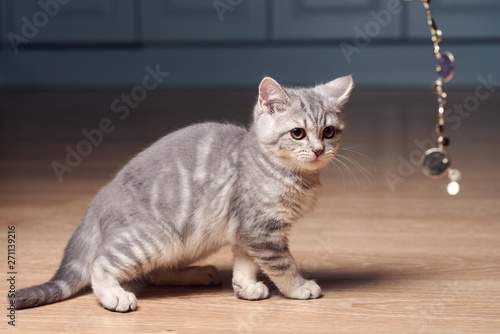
(323, 126, 336, 139)
(290, 128, 306, 140)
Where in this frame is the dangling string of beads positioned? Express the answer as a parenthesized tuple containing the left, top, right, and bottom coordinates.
(413, 0, 462, 195)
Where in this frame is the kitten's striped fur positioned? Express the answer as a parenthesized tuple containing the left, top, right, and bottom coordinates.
(14, 75, 353, 311)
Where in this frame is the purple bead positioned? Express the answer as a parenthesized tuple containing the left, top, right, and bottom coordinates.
(436, 51, 455, 82)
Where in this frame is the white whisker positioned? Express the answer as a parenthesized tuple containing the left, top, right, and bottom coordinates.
(330, 159, 346, 191)
(336, 154, 375, 188)
(339, 147, 374, 162)
(332, 157, 361, 190)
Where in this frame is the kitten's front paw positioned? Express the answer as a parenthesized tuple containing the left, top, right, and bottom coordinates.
(286, 280, 322, 300)
(233, 281, 269, 301)
(98, 289, 138, 312)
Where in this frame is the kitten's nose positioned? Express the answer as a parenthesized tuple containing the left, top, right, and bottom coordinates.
(313, 149, 324, 157)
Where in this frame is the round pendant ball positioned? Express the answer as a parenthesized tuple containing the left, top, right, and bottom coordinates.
(447, 181, 460, 195)
(422, 148, 451, 178)
(436, 51, 455, 82)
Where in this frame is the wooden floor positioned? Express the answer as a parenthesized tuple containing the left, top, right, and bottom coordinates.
(1, 87, 499, 333)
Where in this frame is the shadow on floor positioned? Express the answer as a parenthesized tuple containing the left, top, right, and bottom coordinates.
(133, 267, 404, 300)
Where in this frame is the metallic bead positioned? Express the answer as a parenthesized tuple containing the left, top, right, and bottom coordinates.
(432, 29, 442, 43)
(422, 148, 451, 179)
(447, 181, 460, 195)
(433, 45, 441, 56)
(436, 124, 444, 134)
(436, 51, 455, 82)
(438, 136, 450, 147)
(429, 18, 437, 32)
(448, 168, 462, 182)
(432, 80, 443, 94)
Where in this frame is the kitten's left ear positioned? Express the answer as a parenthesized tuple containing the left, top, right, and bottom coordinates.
(316, 75, 354, 109)
(258, 76, 289, 114)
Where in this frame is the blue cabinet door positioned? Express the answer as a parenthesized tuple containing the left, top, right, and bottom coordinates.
(141, 0, 266, 42)
(272, 0, 404, 40)
(5, 0, 136, 44)
(407, 0, 500, 39)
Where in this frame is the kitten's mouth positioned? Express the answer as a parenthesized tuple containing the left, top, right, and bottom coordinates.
(314, 155, 324, 161)
(305, 155, 329, 168)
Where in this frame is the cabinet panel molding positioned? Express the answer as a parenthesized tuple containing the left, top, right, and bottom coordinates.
(407, 0, 500, 39)
(5, 0, 136, 44)
(272, 0, 403, 40)
(142, 0, 266, 42)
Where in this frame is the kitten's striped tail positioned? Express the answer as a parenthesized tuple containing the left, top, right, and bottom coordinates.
(12, 221, 99, 309)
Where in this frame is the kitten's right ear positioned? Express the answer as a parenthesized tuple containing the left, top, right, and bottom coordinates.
(258, 76, 289, 114)
(316, 75, 354, 109)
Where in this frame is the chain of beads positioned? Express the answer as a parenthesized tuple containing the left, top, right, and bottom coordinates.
(423, 0, 453, 151)
(417, 0, 462, 194)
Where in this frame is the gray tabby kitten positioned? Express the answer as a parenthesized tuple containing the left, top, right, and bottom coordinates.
(14, 75, 353, 312)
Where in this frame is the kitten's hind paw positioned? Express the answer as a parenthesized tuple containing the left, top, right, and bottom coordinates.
(197, 265, 222, 286)
(285, 280, 322, 300)
(233, 281, 269, 301)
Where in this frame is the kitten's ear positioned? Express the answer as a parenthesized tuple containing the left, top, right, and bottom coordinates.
(316, 75, 354, 109)
(258, 76, 289, 114)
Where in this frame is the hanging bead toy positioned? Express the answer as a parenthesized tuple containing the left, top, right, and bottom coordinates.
(408, 0, 462, 195)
